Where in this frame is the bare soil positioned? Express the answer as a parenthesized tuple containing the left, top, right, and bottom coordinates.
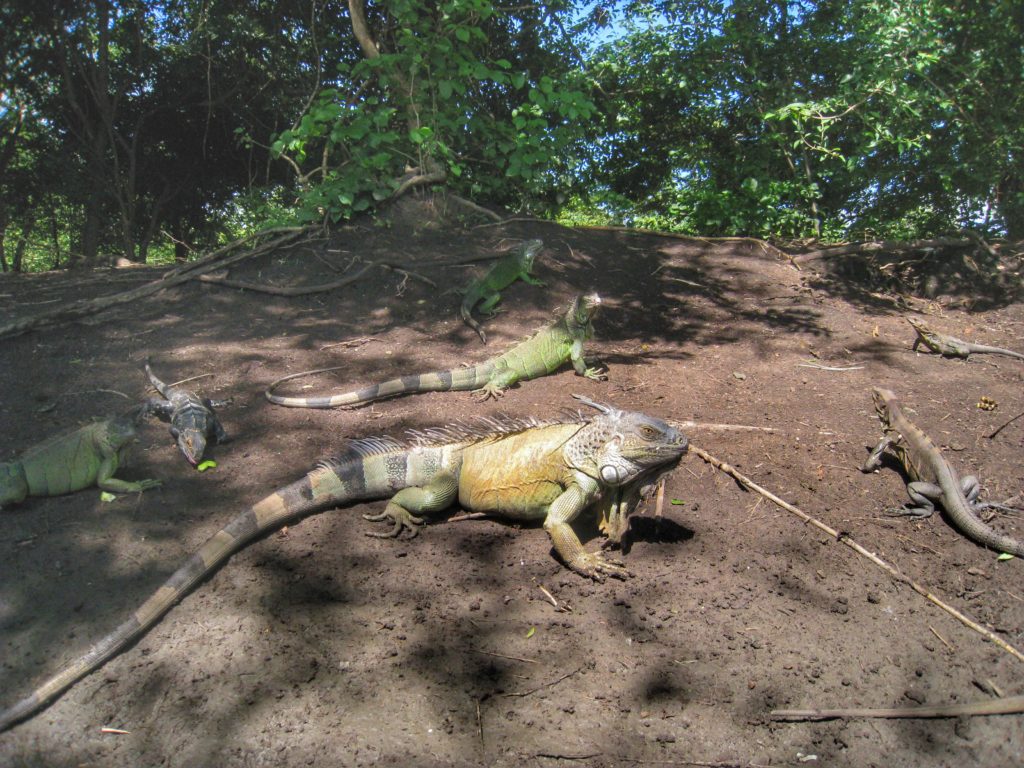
(1, 211, 1022, 767)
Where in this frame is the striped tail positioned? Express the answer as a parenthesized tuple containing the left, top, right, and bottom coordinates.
(0, 445, 396, 733)
(265, 363, 496, 409)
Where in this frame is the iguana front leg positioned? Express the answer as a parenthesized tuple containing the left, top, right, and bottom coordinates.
(364, 472, 459, 539)
(861, 436, 893, 473)
(95, 452, 162, 495)
(543, 474, 628, 581)
(570, 339, 606, 381)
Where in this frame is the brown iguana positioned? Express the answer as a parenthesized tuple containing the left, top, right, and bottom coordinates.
(862, 387, 1024, 557)
(265, 292, 605, 407)
(461, 238, 545, 343)
(0, 406, 161, 509)
(907, 316, 1024, 361)
(144, 359, 229, 466)
(0, 396, 688, 731)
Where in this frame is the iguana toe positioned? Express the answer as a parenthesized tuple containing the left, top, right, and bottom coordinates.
(571, 551, 631, 582)
(363, 506, 424, 539)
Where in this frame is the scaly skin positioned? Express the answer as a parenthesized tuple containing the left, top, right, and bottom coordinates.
(0, 397, 688, 732)
(265, 293, 605, 407)
(144, 359, 229, 465)
(862, 387, 1024, 557)
(0, 408, 160, 509)
(908, 317, 1024, 361)
(461, 238, 545, 343)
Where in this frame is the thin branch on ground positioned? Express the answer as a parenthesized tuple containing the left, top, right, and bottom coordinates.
(668, 419, 778, 433)
(503, 666, 584, 698)
(790, 236, 975, 266)
(771, 694, 1024, 721)
(688, 443, 1024, 664)
(987, 409, 1024, 440)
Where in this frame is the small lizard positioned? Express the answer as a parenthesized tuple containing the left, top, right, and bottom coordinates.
(862, 387, 1023, 557)
(461, 238, 545, 343)
(0, 396, 688, 731)
(144, 359, 229, 465)
(0, 406, 160, 508)
(907, 317, 1024, 361)
(266, 292, 605, 407)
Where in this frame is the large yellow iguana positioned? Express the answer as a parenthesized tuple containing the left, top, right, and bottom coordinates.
(0, 407, 161, 509)
(0, 396, 688, 731)
(265, 292, 605, 407)
(461, 238, 545, 343)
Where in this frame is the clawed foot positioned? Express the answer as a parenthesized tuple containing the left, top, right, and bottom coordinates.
(884, 505, 933, 520)
(364, 503, 424, 539)
(570, 550, 631, 582)
(583, 367, 607, 382)
(136, 479, 163, 491)
(472, 385, 504, 402)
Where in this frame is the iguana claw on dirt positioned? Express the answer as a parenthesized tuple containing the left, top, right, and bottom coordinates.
(862, 387, 1024, 557)
(0, 396, 688, 731)
(461, 238, 545, 343)
(265, 292, 605, 408)
(144, 358, 229, 465)
(907, 317, 1024, 361)
(0, 406, 160, 509)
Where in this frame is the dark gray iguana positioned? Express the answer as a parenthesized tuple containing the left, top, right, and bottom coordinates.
(0, 406, 160, 509)
(144, 359, 229, 466)
(461, 238, 545, 343)
(0, 396, 689, 731)
(265, 292, 605, 407)
(907, 317, 1024, 362)
(862, 387, 1024, 557)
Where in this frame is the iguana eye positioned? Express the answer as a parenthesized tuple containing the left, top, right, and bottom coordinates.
(640, 425, 660, 439)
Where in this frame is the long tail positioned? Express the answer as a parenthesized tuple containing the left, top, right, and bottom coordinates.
(461, 304, 488, 344)
(265, 362, 496, 409)
(0, 457, 375, 732)
(143, 358, 171, 399)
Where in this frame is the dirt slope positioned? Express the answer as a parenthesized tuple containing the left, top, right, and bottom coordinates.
(0, 215, 1021, 767)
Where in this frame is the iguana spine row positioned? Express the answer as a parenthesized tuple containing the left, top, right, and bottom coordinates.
(0, 398, 688, 732)
(266, 292, 604, 407)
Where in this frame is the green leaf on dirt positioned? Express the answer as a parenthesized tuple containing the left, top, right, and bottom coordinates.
(100, 491, 118, 502)
(670, 499, 686, 505)
(997, 553, 1015, 561)
(525, 627, 536, 639)
(197, 460, 217, 472)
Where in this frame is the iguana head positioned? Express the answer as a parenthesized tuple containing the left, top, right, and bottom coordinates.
(518, 238, 544, 269)
(171, 426, 207, 466)
(566, 292, 601, 332)
(565, 396, 688, 487)
(871, 387, 899, 423)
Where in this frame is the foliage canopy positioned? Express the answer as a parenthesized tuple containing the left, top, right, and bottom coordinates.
(1, 0, 1021, 270)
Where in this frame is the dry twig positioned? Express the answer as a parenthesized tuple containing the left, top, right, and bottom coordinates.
(772, 694, 1024, 721)
(689, 443, 1024, 664)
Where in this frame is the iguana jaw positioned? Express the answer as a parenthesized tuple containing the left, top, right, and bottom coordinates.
(175, 429, 207, 465)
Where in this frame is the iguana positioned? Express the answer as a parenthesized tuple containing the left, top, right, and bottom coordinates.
(461, 238, 545, 343)
(0, 406, 160, 509)
(144, 358, 229, 466)
(0, 396, 688, 731)
(907, 317, 1024, 361)
(862, 387, 1024, 557)
(265, 292, 605, 407)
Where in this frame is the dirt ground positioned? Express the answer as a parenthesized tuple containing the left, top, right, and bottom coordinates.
(1, 208, 1022, 767)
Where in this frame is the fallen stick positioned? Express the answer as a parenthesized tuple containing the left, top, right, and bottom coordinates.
(772, 694, 1024, 721)
(688, 443, 1024, 664)
(669, 419, 778, 433)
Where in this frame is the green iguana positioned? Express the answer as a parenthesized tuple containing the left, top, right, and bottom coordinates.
(462, 238, 545, 343)
(0, 406, 161, 509)
(265, 292, 605, 407)
(144, 359, 229, 466)
(908, 317, 1024, 362)
(862, 387, 1024, 557)
(0, 396, 689, 731)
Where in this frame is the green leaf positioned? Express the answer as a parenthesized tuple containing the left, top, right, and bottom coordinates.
(997, 553, 1015, 561)
(197, 460, 217, 472)
(670, 499, 686, 505)
(100, 491, 118, 502)
(455, 27, 470, 43)
(525, 627, 536, 639)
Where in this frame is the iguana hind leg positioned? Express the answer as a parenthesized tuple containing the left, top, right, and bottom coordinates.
(364, 472, 459, 539)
